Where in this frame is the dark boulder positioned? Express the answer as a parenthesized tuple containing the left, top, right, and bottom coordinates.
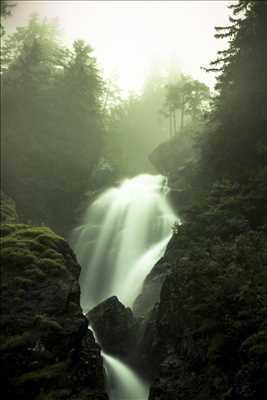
(0, 223, 108, 400)
(87, 296, 140, 362)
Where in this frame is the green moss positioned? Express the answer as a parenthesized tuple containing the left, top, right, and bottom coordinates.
(1, 224, 62, 243)
(0, 331, 32, 352)
(38, 258, 65, 272)
(11, 227, 64, 250)
(25, 266, 46, 279)
(34, 314, 63, 331)
(19, 238, 46, 252)
(14, 361, 68, 385)
(37, 233, 64, 249)
(42, 249, 65, 264)
(1, 224, 66, 274)
(36, 388, 72, 400)
(0, 223, 18, 237)
(14, 276, 33, 286)
(15, 226, 60, 238)
(17, 288, 26, 297)
(1, 248, 37, 266)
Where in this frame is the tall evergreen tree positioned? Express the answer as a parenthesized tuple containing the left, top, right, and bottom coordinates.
(202, 1, 267, 180)
(0, 0, 14, 36)
(1, 16, 105, 234)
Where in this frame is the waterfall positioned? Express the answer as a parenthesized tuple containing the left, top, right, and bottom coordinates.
(90, 325, 149, 400)
(73, 174, 177, 399)
(103, 353, 149, 400)
(72, 174, 177, 312)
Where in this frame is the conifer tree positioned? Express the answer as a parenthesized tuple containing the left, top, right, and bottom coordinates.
(202, 1, 267, 179)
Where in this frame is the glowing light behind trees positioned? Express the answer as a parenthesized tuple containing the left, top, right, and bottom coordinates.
(5, 0, 231, 94)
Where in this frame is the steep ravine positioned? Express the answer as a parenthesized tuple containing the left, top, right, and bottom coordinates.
(80, 169, 267, 400)
(3, 164, 266, 400)
(72, 174, 178, 399)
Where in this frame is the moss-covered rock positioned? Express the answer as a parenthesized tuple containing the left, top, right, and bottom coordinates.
(142, 179, 267, 400)
(14, 361, 69, 385)
(0, 223, 108, 400)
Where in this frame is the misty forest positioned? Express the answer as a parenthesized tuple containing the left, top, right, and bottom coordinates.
(0, 1, 267, 399)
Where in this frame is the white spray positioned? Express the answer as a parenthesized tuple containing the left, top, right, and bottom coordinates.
(73, 174, 178, 399)
(72, 174, 177, 312)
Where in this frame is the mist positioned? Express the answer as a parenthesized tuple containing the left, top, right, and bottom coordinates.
(4, 0, 231, 94)
(1, 1, 266, 400)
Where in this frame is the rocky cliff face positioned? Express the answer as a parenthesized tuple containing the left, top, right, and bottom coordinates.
(133, 235, 179, 319)
(87, 296, 141, 365)
(139, 182, 267, 399)
(0, 199, 108, 400)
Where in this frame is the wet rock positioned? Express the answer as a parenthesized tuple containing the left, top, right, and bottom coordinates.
(133, 234, 179, 318)
(87, 296, 140, 361)
(133, 258, 172, 318)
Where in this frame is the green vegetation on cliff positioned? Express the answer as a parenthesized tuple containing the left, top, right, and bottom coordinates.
(146, 2, 267, 399)
(0, 195, 107, 399)
(1, 14, 105, 235)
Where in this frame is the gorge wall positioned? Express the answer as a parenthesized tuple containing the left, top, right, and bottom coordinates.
(138, 180, 267, 400)
(0, 193, 108, 400)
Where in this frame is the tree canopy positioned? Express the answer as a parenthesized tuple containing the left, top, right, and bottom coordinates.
(1, 15, 105, 234)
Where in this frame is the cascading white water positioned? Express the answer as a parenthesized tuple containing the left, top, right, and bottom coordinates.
(73, 174, 177, 400)
(103, 353, 149, 400)
(72, 174, 177, 312)
(90, 325, 149, 400)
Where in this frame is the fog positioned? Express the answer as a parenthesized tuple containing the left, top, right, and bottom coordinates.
(5, 0, 230, 94)
(2, 1, 266, 400)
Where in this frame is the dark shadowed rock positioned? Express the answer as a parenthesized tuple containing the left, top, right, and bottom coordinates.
(0, 223, 108, 400)
(87, 296, 140, 362)
(144, 222, 267, 399)
(133, 258, 172, 318)
(133, 234, 179, 318)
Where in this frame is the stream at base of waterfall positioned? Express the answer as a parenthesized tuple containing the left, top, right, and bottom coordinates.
(72, 174, 178, 399)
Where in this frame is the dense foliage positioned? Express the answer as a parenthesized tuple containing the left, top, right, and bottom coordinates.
(200, 0, 267, 182)
(0, 0, 14, 36)
(104, 72, 210, 176)
(162, 74, 210, 136)
(146, 2, 267, 399)
(1, 15, 105, 235)
(1, 1, 266, 398)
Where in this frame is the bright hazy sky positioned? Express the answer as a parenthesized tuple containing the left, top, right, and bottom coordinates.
(6, 0, 232, 94)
